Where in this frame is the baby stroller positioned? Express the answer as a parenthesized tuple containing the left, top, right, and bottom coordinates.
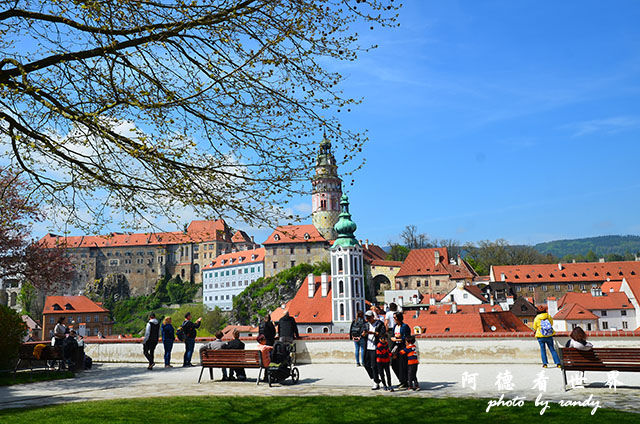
(267, 341, 300, 386)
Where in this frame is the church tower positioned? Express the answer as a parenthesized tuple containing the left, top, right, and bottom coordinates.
(330, 194, 365, 333)
(311, 137, 342, 241)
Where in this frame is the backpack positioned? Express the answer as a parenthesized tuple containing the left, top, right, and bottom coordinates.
(270, 341, 288, 364)
(350, 319, 364, 338)
(176, 326, 186, 342)
(540, 319, 553, 336)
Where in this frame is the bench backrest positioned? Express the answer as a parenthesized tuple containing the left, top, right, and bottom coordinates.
(200, 349, 263, 367)
(561, 347, 640, 371)
(18, 343, 63, 360)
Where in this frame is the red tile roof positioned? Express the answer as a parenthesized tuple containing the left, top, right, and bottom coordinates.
(43, 296, 108, 314)
(363, 244, 388, 263)
(553, 303, 599, 321)
(480, 311, 533, 333)
(601, 280, 623, 293)
(370, 260, 403, 268)
(202, 247, 265, 270)
(279, 275, 333, 324)
(557, 292, 633, 311)
(492, 261, 640, 284)
(419, 304, 502, 314)
(463, 285, 487, 302)
(396, 248, 475, 279)
(262, 225, 327, 245)
(419, 293, 448, 304)
(623, 277, 640, 300)
(232, 230, 253, 244)
(39, 220, 230, 248)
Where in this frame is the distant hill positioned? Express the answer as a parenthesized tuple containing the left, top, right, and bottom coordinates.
(534, 235, 640, 259)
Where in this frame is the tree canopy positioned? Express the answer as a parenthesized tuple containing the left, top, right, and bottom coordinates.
(463, 239, 557, 275)
(0, 167, 73, 291)
(0, 0, 399, 231)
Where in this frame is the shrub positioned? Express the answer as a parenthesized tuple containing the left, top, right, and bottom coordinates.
(0, 305, 27, 370)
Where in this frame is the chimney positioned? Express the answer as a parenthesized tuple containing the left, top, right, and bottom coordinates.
(365, 239, 369, 249)
(429, 297, 436, 306)
(398, 296, 404, 307)
(457, 254, 462, 266)
(307, 273, 315, 298)
(321, 273, 329, 297)
(506, 296, 514, 306)
(572, 259, 576, 263)
(547, 297, 558, 316)
(490, 294, 494, 306)
(599, 258, 605, 263)
(500, 273, 506, 282)
(558, 263, 563, 271)
(434, 250, 440, 266)
(451, 302, 457, 314)
(479, 307, 485, 313)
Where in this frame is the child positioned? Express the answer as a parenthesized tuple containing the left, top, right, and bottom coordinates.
(376, 333, 394, 392)
(400, 335, 420, 391)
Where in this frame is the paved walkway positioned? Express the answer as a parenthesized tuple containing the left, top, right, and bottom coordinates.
(2, 362, 639, 414)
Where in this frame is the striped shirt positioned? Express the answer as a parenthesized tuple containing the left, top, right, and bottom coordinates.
(400, 344, 419, 365)
(376, 341, 391, 363)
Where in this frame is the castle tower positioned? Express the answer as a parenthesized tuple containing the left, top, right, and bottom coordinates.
(330, 194, 365, 333)
(311, 136, 342, 240)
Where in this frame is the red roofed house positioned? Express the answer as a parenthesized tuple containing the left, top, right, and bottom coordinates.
(39, 219, 239, 296)
(202, 247, 265, 311)
(620, 277, 640, 330)
(262, 224, 331, 277)
(284, 273, 334, 334)
(395, 248, 477, 296)
(550, 288, 636, 331)
(42, 295, 112, 339)
(441, 282, 489, 305)
(490, 260, 640, 305)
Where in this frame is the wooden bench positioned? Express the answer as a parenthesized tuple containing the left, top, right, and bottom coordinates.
(198, 349, 264, 385)
(15, 342, 64, 372)
(560, 347, 640, 390)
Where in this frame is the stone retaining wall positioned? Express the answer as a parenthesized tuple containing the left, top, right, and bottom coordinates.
(84, 334, 640, 364)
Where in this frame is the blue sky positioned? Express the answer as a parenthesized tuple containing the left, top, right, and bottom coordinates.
(335, 0, 640, 246)
(35, 1, 640, 247)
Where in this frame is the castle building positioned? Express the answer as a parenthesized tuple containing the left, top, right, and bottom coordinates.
(262, 224, 331, 278)
(311, 137, 342, 241)
(39, 220, 240, 296)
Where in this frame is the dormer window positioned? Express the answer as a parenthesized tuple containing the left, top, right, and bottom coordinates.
(64, 303, 74, 310)
(251, 254, 256, 260)
(238, 257, 243, 263)
(304, 233, 310, 240)
(274, 234, 280, 241)
(52, 303, 62, 311)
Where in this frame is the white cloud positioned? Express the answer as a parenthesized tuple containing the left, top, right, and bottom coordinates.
(563, 116, 640, 138)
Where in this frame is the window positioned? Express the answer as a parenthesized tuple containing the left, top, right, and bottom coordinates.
(291, 260, 296, 268)
(232, 270, 235, 275)
(307, 327, 313, 333)
(567, 284, 573, 290)
(572, 323, 577, 330)
(529, 285, 535, 291)
(232, 281, 236, 287)
(339, 280, 344, 296)
(555, 285, 560, 291)
(306, 246, 311, 254)
(621, 310, 627, 316)
(214, 272, 218, 277)
(215, 296, 218, 301)
(541, 285, 547, 291)
(290, 247, 295, 254)
(463, 293, 468, 299)
(435, 280, 440, 287)
(523, 319, 528, 324)
(251, 267, 255, 273)
(94, 315, 99, 323)
(338, 258, 343, 272)
(244, 268, 248, 274)
(273, 262, 278, 269)
(623, 321, 628, 329)
(516, 286, 521, 292)
(86, 315, 91, 323)
(109, 259, 119, 266)
(226, 270, 230, 276)
(416, 280, 421, 287)
(601, 310, 607, 316)
(257, 265, 261, 272)
(602, 322, 608, 329)
(404, 282, 408, 289)
(580, 284, 585, 290)
(49, 317, 54, 324)
(193, 253, 199, 259)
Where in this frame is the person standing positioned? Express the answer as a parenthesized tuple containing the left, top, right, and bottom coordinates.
(161, 316, 175, 368)
(349, 310, 366, 367)
(533, 305, 561, 368)
(143, 313, 160, 370)
(391, 311, 411, 388)
(400, 335, 420, 391)
(385, 303, 398, 338)
(259, 314, 277, 346)
(362, 310, 385, 390)
(53, 316, 67, 347)
(277, 311, 299, 344)
(376, 333, 393, 392)
(182, 312, 202, 367)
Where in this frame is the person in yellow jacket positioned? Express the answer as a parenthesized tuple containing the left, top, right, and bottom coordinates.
(533, 305, 561, 368)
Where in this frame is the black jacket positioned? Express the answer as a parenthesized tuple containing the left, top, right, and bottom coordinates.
(259, 320, 276, 343)
(277, 315, 299, 339)
(182, 319, 201, 340)
(363, 319, 385, 348)
(223, 339, 245, 350)
(349, 317, 366, 339)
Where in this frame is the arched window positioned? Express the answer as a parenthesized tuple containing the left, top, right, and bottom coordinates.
(339, 280, 344, 296)
(338, 258, 343, 273)
(323, 327, 329, 334)
(194, 264, 200, 274)
(306, 327, 313, 333)
(339, 303, 345, 318)
(9, 292, 17, 307)
(354, 279, 360, 296)
(181, 269, 185, 278)
(353, 257, 358, 274)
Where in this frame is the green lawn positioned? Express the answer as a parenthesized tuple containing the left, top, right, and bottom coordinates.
(0, 370, 74, 387)
(0, 396, 636, 423)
